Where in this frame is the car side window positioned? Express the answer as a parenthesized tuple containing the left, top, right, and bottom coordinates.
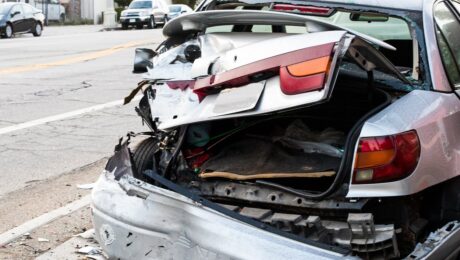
(22, 4, 34, 15)
(10, 4, 23, 16)
(434, 1, 460, 89)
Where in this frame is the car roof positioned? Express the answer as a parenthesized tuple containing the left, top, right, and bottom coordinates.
(0, 2, 16, 8)
(303, 0, 423, 11)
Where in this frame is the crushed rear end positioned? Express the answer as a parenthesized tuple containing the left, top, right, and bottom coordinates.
(92, 5, 459, 259)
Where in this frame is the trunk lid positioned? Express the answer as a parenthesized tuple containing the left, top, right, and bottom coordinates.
(147, 10, 409, 130)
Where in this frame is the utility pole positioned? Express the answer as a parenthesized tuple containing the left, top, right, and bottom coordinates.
(70, 0, 75, 21)
(45, 0, 49, 26)
(103, 0, 117, 29)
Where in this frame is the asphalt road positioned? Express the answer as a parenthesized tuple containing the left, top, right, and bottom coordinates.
(0, 25, 164, 197)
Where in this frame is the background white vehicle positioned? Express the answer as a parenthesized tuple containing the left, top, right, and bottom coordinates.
(119, 0, 169, 29)
(166, 4, 193, 21)
(1, 0, 65, 22)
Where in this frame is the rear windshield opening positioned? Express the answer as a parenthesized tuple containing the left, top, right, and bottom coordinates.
(203, 2, 420, 83)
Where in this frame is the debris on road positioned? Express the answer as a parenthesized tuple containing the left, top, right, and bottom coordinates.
(77, 183, 96, 190)
(22, 233, 32, 240)
(37, 237, 50, 242)
(76, 245, 101, 255)
(73, 228, 95, 239)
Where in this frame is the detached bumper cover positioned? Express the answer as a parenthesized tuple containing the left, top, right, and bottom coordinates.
(91, 171, 354, 260)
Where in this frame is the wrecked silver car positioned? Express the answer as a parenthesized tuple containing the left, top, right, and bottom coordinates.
(92, 0, 460, 259)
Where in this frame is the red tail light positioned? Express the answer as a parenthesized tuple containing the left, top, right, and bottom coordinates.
(192, 43, 335, 98)
(280, 56, 331, 95)
(272, 4, 334, 16)
(353, 130, 420, 184)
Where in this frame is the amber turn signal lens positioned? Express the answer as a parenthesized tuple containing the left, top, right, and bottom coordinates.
(355, 149, 396, 169)
(286, 56, 330, 77)
(353, 131, 420, 184)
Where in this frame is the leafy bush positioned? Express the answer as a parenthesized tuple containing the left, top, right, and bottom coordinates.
(115, 0, 131, 8)
(115, 7, 124, 21)
(172, 0, 198, 8)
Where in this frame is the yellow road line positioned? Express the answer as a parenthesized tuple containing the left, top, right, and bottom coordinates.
(0, 39, 153, 75)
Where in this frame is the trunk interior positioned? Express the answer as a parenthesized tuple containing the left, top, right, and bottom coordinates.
(177, 72, 391, 195)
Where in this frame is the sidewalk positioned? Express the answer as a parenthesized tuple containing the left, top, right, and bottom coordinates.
(42, 25, 105, 36)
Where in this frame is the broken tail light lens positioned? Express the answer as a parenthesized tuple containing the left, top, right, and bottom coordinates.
(272, 4, 334, 16)
(353, 130, 420, 184)
(280, 56, 331, 95)
(166, 80, 196, 90)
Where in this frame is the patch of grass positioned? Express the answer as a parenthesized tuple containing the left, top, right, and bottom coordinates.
(47, 19, 94, 26)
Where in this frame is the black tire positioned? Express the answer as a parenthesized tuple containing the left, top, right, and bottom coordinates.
(132, 137, 158, 180)
(121, 23, 128, 30)
(60, 14, 65, 24)
(147, 16, 155, 29)
(2, 24, 13, 38)
(32, 22, 42, 37)
(136, 24, 143, 29)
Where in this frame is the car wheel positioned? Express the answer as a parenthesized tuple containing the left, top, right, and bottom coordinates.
(121, 23, 128, 30)
(2, 24, 13, 38)
(60, 14, 65, 24)
(147, 17, 155, 29)
(132, 137, 158, 181)
(136, 24, 143, 29)
(32, 22, 42, 37)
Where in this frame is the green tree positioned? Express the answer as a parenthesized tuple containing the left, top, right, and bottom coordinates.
(115, 0, 131, 8)
(172, 0, 197, 8)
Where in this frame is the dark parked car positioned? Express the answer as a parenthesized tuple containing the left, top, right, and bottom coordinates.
(0, 2, 44, 38)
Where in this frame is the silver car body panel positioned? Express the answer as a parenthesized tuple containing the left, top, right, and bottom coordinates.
(347, 90, 460, 198)
(92, 173, 355, 260)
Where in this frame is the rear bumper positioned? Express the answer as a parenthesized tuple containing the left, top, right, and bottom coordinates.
(91, 172, 352, 260)
(120, 16, 150, 26)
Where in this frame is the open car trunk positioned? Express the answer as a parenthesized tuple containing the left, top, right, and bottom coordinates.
(131, 9, 406, 199)
(123, 10, 415, 258)
(177, 76, 391, 196)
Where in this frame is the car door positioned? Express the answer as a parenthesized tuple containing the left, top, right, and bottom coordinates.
(47, 0, 58, 20)
(433, 0, 460, 96)
(21, 4, 35, 31)
(9, 4, 26, 32)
